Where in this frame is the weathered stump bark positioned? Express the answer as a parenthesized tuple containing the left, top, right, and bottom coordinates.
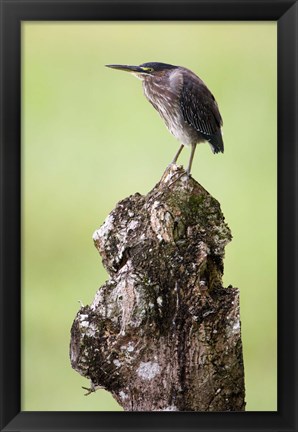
(70, 164, 245, 411)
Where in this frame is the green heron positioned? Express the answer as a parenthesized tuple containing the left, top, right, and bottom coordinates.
(106, 62, 223, 175)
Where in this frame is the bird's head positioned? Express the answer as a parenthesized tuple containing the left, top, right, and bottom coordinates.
(106, 62, 178, 80)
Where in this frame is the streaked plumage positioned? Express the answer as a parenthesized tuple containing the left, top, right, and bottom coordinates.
(106, 62, 224, 175)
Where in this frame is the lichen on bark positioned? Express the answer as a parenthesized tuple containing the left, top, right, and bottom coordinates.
(70, 164, 245, 411)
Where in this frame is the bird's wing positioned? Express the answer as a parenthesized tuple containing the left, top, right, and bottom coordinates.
(179, 73, 223, 137)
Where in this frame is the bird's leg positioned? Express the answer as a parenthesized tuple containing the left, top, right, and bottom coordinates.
(186, 143, 197, 176)
(171, 144, 184, 164)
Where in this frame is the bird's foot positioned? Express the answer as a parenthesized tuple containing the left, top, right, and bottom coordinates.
(167, 162, 179, 170)
(167, 170, 190, 187)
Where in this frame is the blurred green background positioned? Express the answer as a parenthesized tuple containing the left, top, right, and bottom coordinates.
(22, 22, 277, 411)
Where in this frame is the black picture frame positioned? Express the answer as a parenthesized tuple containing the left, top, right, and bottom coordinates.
(0, 1, 297, 431)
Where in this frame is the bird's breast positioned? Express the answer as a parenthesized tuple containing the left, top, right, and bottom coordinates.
(142, 79, 198, 146)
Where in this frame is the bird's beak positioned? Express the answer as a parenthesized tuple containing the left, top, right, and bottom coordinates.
(106, 64, 144, 74)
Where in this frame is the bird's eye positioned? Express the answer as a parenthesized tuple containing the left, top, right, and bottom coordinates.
(141, 67, 154, 73)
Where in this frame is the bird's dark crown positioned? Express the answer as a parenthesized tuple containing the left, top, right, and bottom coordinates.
(139, 62, 178, 72)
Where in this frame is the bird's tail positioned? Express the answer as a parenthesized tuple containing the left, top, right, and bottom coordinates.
(209, 131, 224, 154)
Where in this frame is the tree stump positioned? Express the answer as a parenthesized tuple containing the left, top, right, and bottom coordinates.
(70, 164, 245, 411)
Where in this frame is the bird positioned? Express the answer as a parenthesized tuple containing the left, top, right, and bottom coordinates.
(106, 62, 223, 175)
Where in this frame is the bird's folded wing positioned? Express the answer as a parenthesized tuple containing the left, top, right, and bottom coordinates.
(179, 74, 223, 137)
